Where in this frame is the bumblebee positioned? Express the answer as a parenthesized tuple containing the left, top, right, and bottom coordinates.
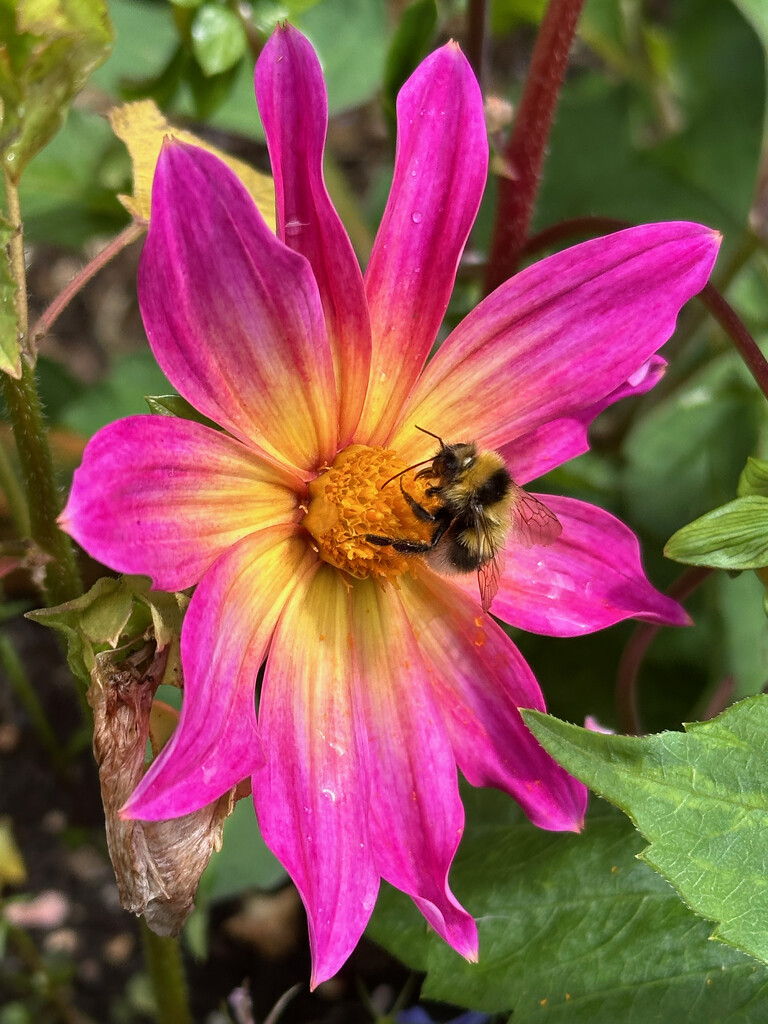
(366, 428, 562, 612)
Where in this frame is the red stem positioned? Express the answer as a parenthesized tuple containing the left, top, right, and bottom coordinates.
(466, 0, 488, 91)
(697, 283, 768, 403)
(484, 0, 586, 294)
(615, 567, 713, 735)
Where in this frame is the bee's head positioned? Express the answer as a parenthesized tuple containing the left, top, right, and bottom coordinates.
(431, 442, 477, 480)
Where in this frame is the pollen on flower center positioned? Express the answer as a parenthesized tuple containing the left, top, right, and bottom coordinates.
(302, 444, 435, 582)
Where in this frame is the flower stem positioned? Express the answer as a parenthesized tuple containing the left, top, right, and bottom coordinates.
(140, 919, 192, 1024)
(616, 566, 712, 735)
(484, 0, 586, 293)
(466, 0, 488, 90)
(1, 170, 82, 606)
(30, 222, 144, 346)
(696, 282, 768, 402)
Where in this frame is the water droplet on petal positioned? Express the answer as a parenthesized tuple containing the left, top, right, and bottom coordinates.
(321, 788, 337, 802)
(411, 211, 423, 224)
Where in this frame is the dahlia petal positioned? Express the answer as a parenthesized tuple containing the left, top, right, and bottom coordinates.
(59, 416, 298, 591)
(502, 355, 667, 485)
(256, 26, 371, 444)
(392, 223, 720, 461)
(491, 495, 689, 636)
(139, 141, 338, 474)
(122, 527, 312, 821)
(401, 572, 587, 831)
(351, 579, 477, 960)
(358, 42, 488, 445)
(252, 565, 379, 987)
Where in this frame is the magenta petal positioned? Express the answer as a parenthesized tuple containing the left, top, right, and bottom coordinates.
(352, 580, 477, 960)
(252, 566, 379, 987)
(122, 527, 312, 821)
(358, 42, 488, 445)
(59, 416, 298, 591)
(121, 532, 311, 819)
(502, 355, 667, 485)
(400, 573, 587, 831)
(139, 141, 338, 474)
(256, 26, 371, 444)
(492, 495, 689, 636)
(392, 223, 720, 461)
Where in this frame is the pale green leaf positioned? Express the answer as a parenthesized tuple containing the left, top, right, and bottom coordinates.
(27, 576, 135, 683)
(665, 495, 768, 569)
(524, 699, 768, 968)
(0, 0, 114, 178)
(0, 212, 19, 377)
(190, 3, 247, 77)
(738, 457, 768, 498)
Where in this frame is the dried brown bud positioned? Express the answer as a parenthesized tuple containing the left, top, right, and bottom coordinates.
(89, 646, 237, 937)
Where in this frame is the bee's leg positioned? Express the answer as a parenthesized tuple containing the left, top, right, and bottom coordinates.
(365, 534, 432, 554)
(399, 477, 435, 523)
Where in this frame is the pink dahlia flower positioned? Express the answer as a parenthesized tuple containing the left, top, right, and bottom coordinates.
(61, 25, 719, 985)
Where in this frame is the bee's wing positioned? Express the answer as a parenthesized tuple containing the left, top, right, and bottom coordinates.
(508, 484, 562, 548)
(478, 550, 504, 613)
(473, 510, 505, 613)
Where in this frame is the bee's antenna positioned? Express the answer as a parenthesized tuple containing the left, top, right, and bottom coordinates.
(381, 457, 433, 489)
(414, 424, 445, 448)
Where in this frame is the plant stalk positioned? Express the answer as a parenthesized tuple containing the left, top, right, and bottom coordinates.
(466, 0, 489, 90)
(1, 170, 82, 606)
(484, 0, 586, 293)
(140, 919, 193, 1024)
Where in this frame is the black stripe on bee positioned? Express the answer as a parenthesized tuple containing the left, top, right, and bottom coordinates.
(474, 466, 512, 506)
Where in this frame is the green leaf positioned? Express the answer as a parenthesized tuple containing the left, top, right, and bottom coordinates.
(621, 355, 762, 541)
(0, 213, 19, 377)
(732, 1, 768, 128)
(27, 576, 135, 685)
(297, 0, 388, 114)
(0, 0, 114, 179)
(713, 569, 768, 701)
(18, 108, 127, 248)
(59, 351, 172, 437)
(368, 800, 768, 1021)
(665, 495, 768, 569)
(91, 0, 177, 98)
(524, 699, 768, 969)
(382, 0, 437, 130)
(738, 457, 768, 498)
(145, 394, 221, 431)
(200, 796, 285, 902)
(190, 3, 247, 77)
(27, 576, 187, 688)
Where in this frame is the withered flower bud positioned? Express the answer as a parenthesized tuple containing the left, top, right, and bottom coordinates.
(89, 645, 238, 937)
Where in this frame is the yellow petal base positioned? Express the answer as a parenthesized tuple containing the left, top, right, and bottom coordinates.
(303, 445, 434, 582)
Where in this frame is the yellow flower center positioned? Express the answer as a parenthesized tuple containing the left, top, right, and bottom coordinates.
(302, 444, 435, 582)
